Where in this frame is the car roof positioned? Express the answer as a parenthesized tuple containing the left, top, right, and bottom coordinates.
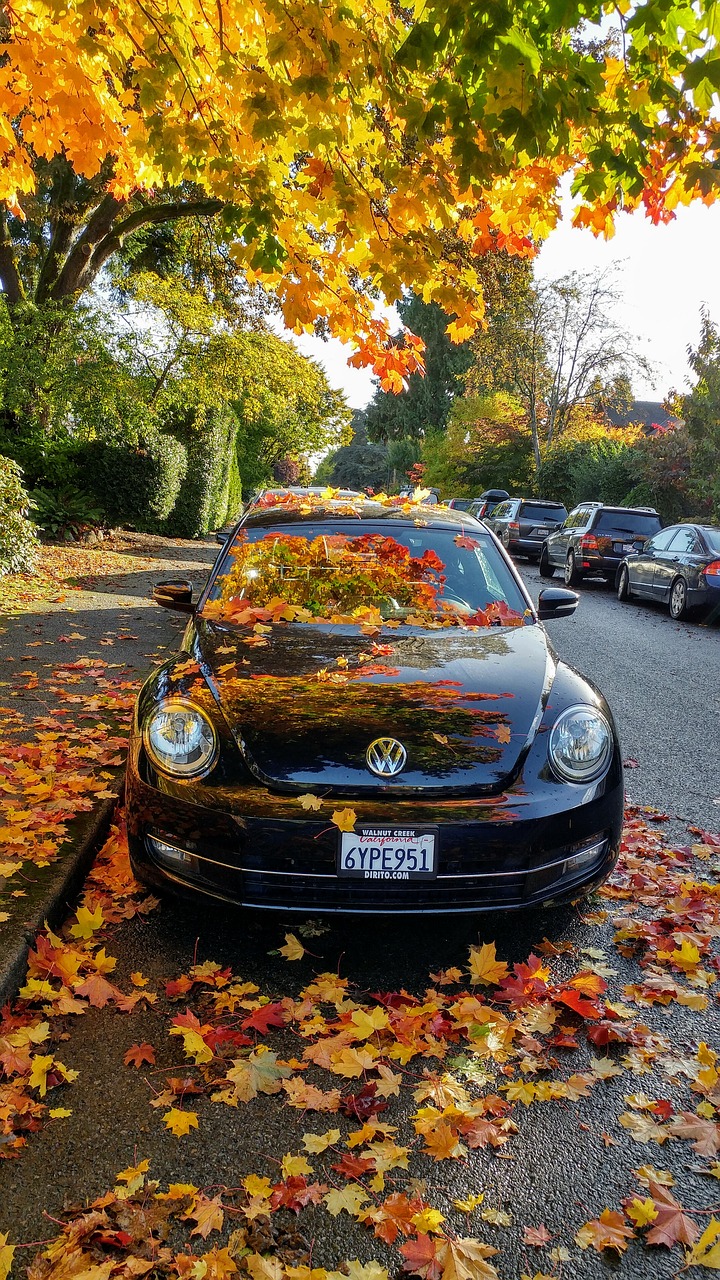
(583, 503, 659, 515)
(516, 498, 566, 506)
(242, 500, 488, 532)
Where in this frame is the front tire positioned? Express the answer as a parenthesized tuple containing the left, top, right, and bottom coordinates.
(539, 546, 555, 578)
(564, 550, 582, 587)
(617, 565, 631, 602)
(669, 576, 689, 620)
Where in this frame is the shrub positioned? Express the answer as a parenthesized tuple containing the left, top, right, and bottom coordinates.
(0, 455, 39, 575)
(164, 405, 239, 538)
(80, 432, 188, 529)
(31, 485, 103, 539)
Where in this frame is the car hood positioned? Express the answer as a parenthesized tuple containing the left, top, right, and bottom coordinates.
(192, 617, 554, 794)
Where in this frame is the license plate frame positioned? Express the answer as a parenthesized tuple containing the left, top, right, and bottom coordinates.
(338, 826, 438, 881)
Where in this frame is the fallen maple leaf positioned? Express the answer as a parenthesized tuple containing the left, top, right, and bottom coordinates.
(184, 1192, 225, 1238)
(332, 808, 357, 832)
(468, 941, 509, 987)
(278, 933, 306, 962)
(69, 903, 105, 940)
(523, 1224, 551, 1246)
(684, 1218, 720, 1269)
(124, 1042, 156, 1068)
(297, 793, 322, 810)
(575, 1209, 635, 1253)
(302, 1128, 340, 1153)
(645, 1181, 700, 1248)
(162, 1108, 199, 1137)
(0, 1232, 15, 1280)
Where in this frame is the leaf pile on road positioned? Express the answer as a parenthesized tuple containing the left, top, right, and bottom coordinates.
(2, 806, 720, 1278)
(0, 538, 158, 616)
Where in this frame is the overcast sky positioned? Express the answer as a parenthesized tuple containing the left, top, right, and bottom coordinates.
(282, 198, 720, 410)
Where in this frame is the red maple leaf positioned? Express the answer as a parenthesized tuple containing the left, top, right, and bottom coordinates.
(241, 1001, 288, 1034)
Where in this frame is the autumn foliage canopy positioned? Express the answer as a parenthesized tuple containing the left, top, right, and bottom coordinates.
(1, 0, 719, 380)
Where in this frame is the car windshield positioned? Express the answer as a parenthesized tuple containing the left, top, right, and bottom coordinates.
(519, 504, 566, 521)
(594, 510, 661, 535)
(704, 528, 720, 553)
(204, 523, 531, 629)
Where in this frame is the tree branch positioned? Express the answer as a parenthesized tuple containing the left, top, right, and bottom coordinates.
(49, 197, 224, 300)
(0, 207, 25, 306)
(49, 192, 125, 300)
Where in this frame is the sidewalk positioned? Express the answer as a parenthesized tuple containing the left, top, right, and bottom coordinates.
(0, 532, 218, 1003)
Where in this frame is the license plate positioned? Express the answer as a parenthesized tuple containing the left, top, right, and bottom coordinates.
(613, 541, 635, 554)
(338, 826, 437, 880)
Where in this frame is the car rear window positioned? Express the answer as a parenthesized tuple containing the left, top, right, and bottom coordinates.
(704, 528, 720, 553)
(594, 510, 662, 536)
(518, 503, 567, 521)
(204, 523, 531, 629)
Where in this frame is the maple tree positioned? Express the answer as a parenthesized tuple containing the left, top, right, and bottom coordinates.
(1, 1, 719, 382)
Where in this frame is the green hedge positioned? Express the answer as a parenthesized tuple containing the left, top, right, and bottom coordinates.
(164, 405, 240, 538)
(80, 433, 188, 529)
(0, 455, 39, 575)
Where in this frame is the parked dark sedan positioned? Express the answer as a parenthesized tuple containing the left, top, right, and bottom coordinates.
(617, 522, 720, 621)
(485, 498, 568, 560)
(126, 499, 624, 915)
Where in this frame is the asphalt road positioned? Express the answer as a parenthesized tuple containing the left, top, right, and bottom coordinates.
(3, 547, 720, 1279)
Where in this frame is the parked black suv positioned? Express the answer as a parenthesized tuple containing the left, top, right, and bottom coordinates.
(485, 498, 568, 560)
(467, 490, 510, 519)
(540, 503, 662, 586)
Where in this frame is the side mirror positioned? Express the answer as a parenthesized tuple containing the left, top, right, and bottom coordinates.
(152, 579, 194, 613)
(215, 527, 234, 544)
(536, 587, 578, 621)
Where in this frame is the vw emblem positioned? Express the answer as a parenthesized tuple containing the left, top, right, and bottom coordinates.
(366, 737, 407, 777)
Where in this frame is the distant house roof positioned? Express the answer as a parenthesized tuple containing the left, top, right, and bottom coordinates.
(606, 400, 682, 432)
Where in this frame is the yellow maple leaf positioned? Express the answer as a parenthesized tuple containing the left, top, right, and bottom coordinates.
(324, 1185, 370, 1216)
(350, 1006, 389, 1039)
(28, 1053, 54, 1096)
(163, 1108, 199, 1137)
(243, 1174, 273, 1198)
(170, 1026, 213, 1065)
(69, 903, 105, 940)
(626, 1197, 658, 1227)
(454, 1192, 485, 1212)
(332, 808, 356, 832)
(49, 1107, 72, 1118)
(468, 941, 509, 987)
(297, 793, 322, 810)
(411, 1207, 446, 1234)
(0, 1232, 15, 1280)
(281, 1153, 313, 1178)
(302, 1128, 340, 1153)
(279, 933, 306, 962)
(329, 1045, 378, 1077)
(657, 939, 701, 971)
(685, 1218, 720, 1269)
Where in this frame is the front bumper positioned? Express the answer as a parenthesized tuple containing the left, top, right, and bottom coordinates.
(126, 760, 624, 916)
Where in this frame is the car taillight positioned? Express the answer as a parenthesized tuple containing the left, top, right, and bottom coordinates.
(508, 521, 520, 532)
(580, 534, 599, 552)
(703, 560, 720, 580)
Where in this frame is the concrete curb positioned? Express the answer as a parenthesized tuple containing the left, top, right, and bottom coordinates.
(0, 796, 118, 1007)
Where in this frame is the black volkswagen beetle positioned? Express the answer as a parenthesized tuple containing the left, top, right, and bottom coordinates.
(126, 498, 624, 914)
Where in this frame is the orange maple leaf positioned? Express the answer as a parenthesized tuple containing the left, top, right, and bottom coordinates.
(123, 1042, 156, 1068)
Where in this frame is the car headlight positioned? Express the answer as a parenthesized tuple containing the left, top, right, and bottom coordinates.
(143, 699, 218, 778)
(548, 705, 613, 783)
